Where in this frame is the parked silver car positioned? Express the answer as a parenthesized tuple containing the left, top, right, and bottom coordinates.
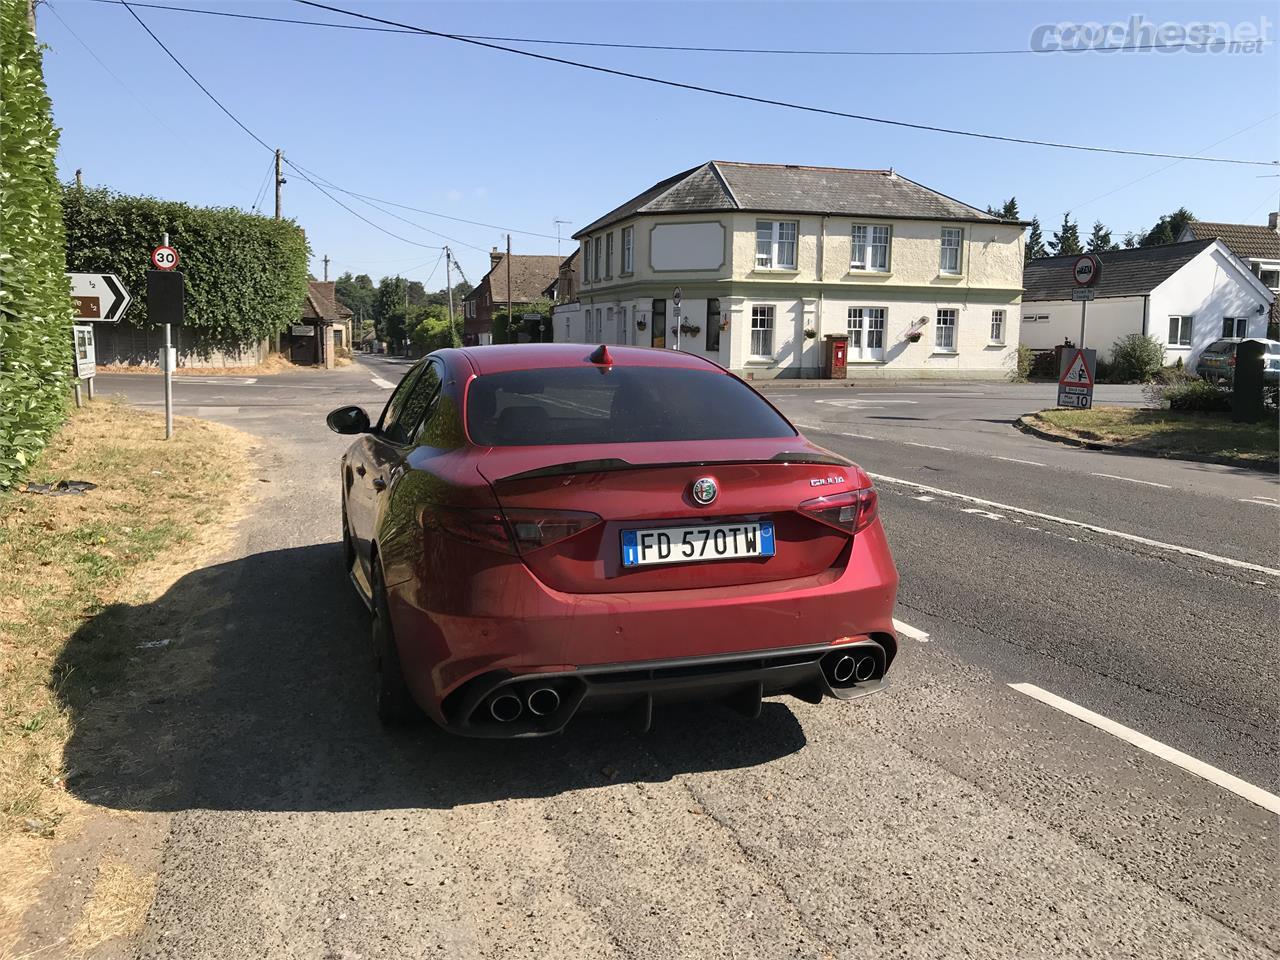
(1195, 337, 1280, 385)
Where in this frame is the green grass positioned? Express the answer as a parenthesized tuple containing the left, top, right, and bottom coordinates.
(1030, 406, 1278, 466)
(0, 399, 249, 841)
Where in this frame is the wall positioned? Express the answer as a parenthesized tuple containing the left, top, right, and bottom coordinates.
(1148, 244, 1271, 366)
(1018, 296, 1147, 355)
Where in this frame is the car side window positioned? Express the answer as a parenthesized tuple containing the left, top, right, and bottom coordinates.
(382, 361, 441, 446)
(376, 363, 426, 439)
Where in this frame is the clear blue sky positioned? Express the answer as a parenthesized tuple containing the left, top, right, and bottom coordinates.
(40, 0, 1279, 289)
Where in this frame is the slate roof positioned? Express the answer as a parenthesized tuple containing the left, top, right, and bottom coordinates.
(1022, 240, 1215, 302)
(303, 280, 353, 322)
(1182, 221, 1280, 261)
(481, 253, 562, 304)
(575, 161, 1003, 237)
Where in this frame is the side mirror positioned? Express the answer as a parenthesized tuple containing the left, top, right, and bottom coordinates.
(326, 405, 371, 435)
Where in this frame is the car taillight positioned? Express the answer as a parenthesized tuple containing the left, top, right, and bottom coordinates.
(503, 509, 602, 554)
(427, 507, 601, 555)
(799, 487, 878, 536)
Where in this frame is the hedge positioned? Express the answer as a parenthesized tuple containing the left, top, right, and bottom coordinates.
(62, 186, 311, 352)
(0, 0, 73, 488)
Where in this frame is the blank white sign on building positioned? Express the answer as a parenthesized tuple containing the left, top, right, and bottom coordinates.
(650, 222, 725, 272)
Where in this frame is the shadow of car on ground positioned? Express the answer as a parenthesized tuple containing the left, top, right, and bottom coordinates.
(56, 542, 807, 815)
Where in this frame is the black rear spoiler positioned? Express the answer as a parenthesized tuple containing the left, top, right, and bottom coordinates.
(498, 450, 852, 483)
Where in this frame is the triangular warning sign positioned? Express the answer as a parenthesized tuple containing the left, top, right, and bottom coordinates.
(1059, 350, 1093, 387)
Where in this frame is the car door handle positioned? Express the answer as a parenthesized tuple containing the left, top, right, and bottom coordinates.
(355, 464, 367, 477)
(372, 477, 387, 492)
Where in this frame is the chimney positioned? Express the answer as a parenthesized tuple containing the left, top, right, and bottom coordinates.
(1269, 211, 1279, 232)
(490, 246, 503, 269)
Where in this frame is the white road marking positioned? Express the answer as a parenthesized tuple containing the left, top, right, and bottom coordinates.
(903, 441, 952, 451)
(1239, 498, 1280, 509)
(913, 495, 935, 502)
(815, 398, 918, 406)
(992, 455, 1046, 466)
(1009, 683, 1280, 816)
(892, 619, 930, 643)
(1091, 473, 1172, 489)
(840, 431, 874, 440)
(1251, 495, 1278, 503)
(371, 377, 395, 389)
(962, 508, 1004, 520)
(869, 472, 1280, 578)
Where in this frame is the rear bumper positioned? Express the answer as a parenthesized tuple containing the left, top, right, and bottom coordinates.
(385, 522, 899, 732)
(440, 638, 892, 738)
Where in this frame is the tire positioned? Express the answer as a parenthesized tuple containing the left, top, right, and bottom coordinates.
(370, 561, 416, 725)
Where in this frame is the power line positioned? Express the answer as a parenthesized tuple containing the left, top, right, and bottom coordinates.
(119, 1, 447, 251)
(295, 0, 1278, 168)
(86, 0, 1269, 57)
(250, 155, 275, 212)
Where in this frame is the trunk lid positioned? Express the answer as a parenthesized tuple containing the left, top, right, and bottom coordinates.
(476, 439, 869, 594)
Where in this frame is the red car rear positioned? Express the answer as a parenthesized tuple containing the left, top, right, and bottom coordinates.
(329, 344, 899, 737)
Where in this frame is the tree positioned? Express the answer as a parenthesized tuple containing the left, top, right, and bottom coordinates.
(1024, 217, 1047, 262)
(987, 197, 1020, 220)
(373, 276, 408, 340)
(334, 271, 375, 320)
(409, 304, 454, 351)
(1121, 232, 1139, 249)
(407, 280, 428, 307)
(1087, 220, 1116, 253)
(1139, 208, 1195, 247)
(1050, 212, 1082, 256)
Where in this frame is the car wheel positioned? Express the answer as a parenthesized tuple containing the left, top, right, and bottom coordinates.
(370, 561, 416, 725)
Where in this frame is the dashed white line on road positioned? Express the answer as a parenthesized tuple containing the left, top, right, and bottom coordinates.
(913, 495, 935, 502)
(1239, 497, 1280, 508)
(962, 508, 1005, 521)
(1250, 495, 1278, 502)
(869, 472, 1280, 578)
(1009, 683, 1280, 816)
(892, 619, 930, 643)
(903, 441, 952, 451)
(1091, 473, 1171, 489)
(992, 456, 1046, 466)
(371, 377, 395, 389)
(840, 431, 874, 440)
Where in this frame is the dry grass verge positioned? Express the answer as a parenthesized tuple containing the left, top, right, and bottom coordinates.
(96, 353, 302, 377)
(0, 399, 254, 952)
(1024, 406, 1278, 468)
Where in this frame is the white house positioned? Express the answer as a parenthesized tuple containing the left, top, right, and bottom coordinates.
(1020, 239, 1273, 368)
(553, 161, 1026, 380)
(1179, 214, 1280, 294)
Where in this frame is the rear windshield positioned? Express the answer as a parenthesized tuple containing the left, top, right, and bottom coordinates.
(1203, 340, 1235, 354)
(466, 367, 795, 446)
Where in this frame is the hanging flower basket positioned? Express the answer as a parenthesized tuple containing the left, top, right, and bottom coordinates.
(906, 331, 923, 343)
(635, 319, 647, 331)
(803, 328, 817, 340)
(718, 319, 730, 332)
(679, 322, 701, 336)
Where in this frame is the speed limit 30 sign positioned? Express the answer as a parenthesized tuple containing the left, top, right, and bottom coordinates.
(151, 245, 179, 270)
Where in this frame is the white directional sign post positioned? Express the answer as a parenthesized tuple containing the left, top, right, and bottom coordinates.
(152, 237, 181, 439)
(67, 273, 132, 323)
(672, 287, 683, 351)
(1057, 347, 1097, 409)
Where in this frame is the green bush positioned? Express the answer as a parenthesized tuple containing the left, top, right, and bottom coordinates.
(1160, 380, 1232, 412)
(1109, 333, 1165, 383)
(0, 0, 73, 488)
(1010, 344, 1034, 382)
(62, 186, 310, 351)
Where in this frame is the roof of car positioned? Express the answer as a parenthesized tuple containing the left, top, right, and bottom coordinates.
(452, 343, 724, 376)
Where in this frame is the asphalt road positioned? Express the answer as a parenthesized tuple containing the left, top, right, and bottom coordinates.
(75, 357, 1278, 960)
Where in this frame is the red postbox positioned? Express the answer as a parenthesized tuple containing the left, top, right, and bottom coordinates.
(823, 334, 849, 379)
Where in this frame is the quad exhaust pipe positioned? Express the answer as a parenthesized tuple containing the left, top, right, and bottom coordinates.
(527, 687, 561, 717)
(828, 650, 879, 686)
(488, 692, 523, 722)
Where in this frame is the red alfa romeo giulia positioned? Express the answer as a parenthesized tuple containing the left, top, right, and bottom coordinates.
(328, 344, 899, 736)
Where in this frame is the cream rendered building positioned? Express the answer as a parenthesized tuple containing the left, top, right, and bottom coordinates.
(554, 161, 1026, 379)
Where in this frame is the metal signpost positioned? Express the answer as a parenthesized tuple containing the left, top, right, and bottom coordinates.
(1057, 347, 1097, 409)
(1071, 253, 1102, 347)
(149, 236, 183, 439)
(672, 286, 682, 351)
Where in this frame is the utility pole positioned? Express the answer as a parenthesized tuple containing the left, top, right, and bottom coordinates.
(554, 219, 571, 258)
(274, 148, 284, 220)
(322, 254, 330, 281)
(75, 168, 83, 190)
(506, 234, 512, 345)
(445, 247, 458, 347)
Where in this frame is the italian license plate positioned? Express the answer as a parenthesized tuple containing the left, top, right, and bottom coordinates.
(620, 521, 775, 568)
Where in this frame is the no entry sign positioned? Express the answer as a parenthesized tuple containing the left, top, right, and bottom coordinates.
(151, 245, 179, 270)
